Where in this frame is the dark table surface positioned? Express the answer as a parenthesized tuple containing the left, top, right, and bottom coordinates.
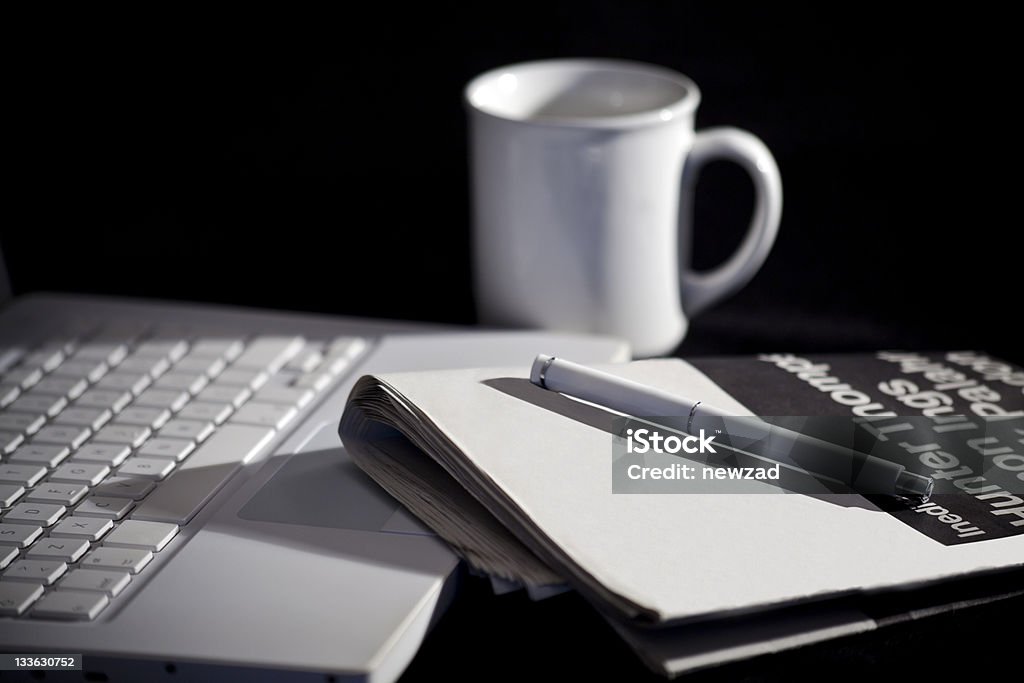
(403, 573, 1022, 682)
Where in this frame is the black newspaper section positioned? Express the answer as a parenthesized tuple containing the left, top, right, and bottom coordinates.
(690, 351, 1024, 545)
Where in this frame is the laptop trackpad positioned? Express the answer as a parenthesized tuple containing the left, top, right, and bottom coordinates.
(237, 421, 401, 532)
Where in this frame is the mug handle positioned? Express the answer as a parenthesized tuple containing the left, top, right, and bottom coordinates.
(678, 127, 783, 316)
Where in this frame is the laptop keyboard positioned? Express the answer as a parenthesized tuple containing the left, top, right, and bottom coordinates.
(0, 333, 366, 620)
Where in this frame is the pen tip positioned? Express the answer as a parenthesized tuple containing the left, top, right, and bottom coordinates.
(896, 470, 934, 502)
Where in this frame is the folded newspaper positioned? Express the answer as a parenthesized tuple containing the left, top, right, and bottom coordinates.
(338, 351, 1024, 674)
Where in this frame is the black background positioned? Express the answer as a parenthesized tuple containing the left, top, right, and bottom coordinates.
(4, 4, 1021, 681)
(4, 4, 1020, 362)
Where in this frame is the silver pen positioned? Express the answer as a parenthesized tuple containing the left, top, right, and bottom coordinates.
(530, 354, 933, 501)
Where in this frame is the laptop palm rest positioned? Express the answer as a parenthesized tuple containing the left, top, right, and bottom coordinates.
(237, 421, 401, 532)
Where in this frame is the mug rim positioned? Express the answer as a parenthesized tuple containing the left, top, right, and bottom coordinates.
(464, 58, 701, 129)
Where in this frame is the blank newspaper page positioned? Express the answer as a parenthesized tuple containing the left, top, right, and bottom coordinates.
(357, 359, 1024, 624)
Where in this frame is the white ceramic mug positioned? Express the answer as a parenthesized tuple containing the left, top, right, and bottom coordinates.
(465, 59, 782, 356)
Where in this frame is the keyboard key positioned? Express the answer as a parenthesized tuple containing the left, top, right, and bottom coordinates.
(7, 393, 68, 418)
(286, 349, 324, 374)
(118, 457, 175, 480)
(51, 516, 113, 541)
(32, 375, 88, 399)
(0, 412, 46, 435)
(176, 401, 232, 425)
(0, 383, 21, 408)
(0, 546, 18, 569)
(116, 406, 171, 430)
(9, 444, 71, 468)
(4, 502, 66, 526)
(22, 347, 66, 373)
(60, 568, 130, 596)
(0, 484, 25, 507)
(81, 546, 151, 573)
(0, 581, 44, 616)
(264, 368, 303, 386)
(54, 406, 112, 431)
(56, 339, 80, 355)
(76, 388, 133, 413)
(96, 371, 151, 396)
(196, 384, 251, 408)
(74, 342, 128, 366)
(134, 425, 274, 525)
(32, 425, 91, 450)
(26, 483, 88, 507)
(215, 368, 269, 391)
(4, 366, 43, 390)
(174, 355, 226, 378)
(116, 355, 170, 379)
(0, 523, 43, 547)
(233, 336, 304, 373)
(75, 496, 133, 520)
(134, 388, 189, 412)
(0, 348, 26, 374)
(137, 438, 194, 462)
(133, 340, 188, 362)
(27, 537, 90, 562)
(190, 338, 244, 361)
(292, 372, 333, 392)
(232, 402, 297, 431)
(71, 443, 130, 467)
(325, 340, 367, 374)
(93, 477, 155, 500)
(327, 336, 367, 359)
(31, 589, 109, 620)
(0, 430, 25, 455)
(254, 385, 314, 409)
(3, 559, 67, 584)
(159, 419, 214, 443)
(50, 462, 110, 486)
(154, 371, 208, 395)
(52, 358, 108, 383)
(0, 464, 47, 487)
(326, 355, 351, 374)
(105, 520, 178, 551)
(92, 424, 151, 448)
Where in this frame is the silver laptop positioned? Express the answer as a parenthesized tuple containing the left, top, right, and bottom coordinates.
(0, 243, 628, 680)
